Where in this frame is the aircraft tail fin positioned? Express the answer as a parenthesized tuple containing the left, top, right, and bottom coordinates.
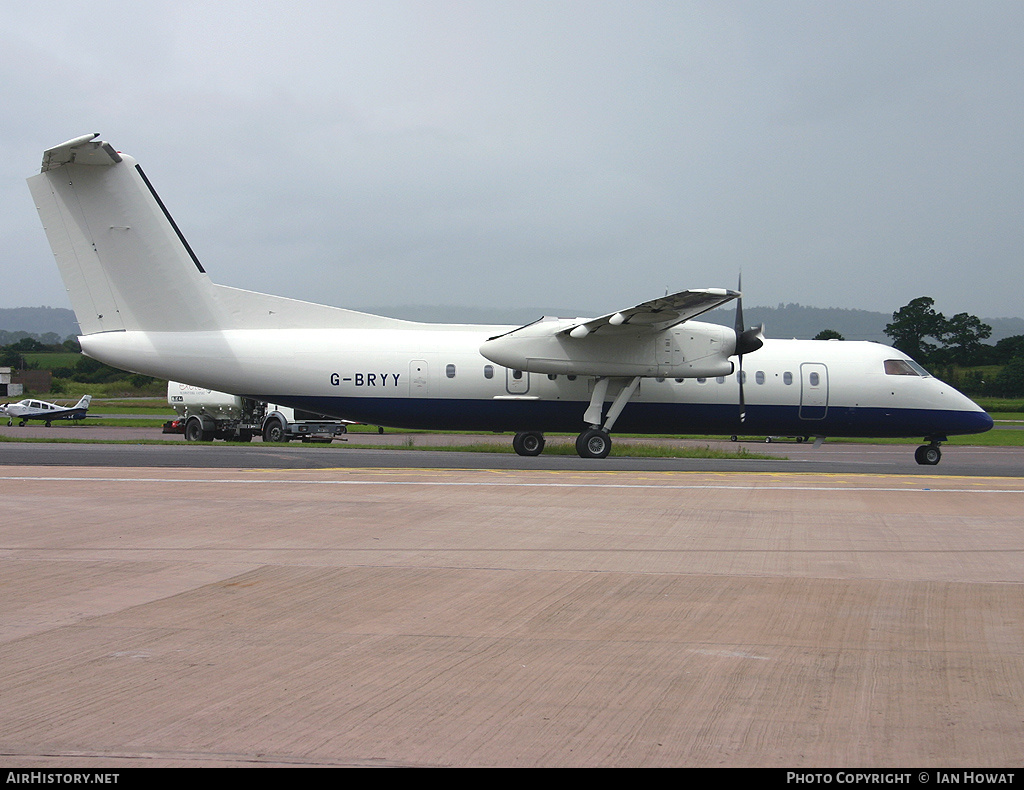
(74, 394, 92, 410)
(27, 134, 227, 335)
(28, 134, 410, 337)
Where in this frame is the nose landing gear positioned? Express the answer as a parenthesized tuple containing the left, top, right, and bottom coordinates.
(915, 438, 944, 465)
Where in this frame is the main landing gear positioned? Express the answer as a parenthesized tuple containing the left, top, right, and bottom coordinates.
(576, 427, 611, 459)
(510, 376, 640, 459)
(512, 431, 545, 456)
(573, 376, 639, 459)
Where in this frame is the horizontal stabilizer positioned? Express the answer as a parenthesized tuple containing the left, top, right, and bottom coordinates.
(41, 134, 122, 172)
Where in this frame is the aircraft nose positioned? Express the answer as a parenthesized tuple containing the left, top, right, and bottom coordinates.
(957, 408, 994, 435)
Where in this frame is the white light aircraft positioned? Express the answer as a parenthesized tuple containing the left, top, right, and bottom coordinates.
(1, 395, 91, 427)
(27, 134, 992, 464)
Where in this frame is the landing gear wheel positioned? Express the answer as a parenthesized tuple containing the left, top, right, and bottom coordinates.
(513, 431, 545, 456)
(915, 444, 942, 465)
(576, 428, 611, 459)
(263, 419, 287, 443)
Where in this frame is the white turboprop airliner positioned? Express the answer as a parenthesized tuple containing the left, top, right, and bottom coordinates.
(1, 394, 91, 427)
(27, 134, 992, 464)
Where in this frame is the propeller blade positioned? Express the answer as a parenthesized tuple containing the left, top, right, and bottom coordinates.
(733, 273, 764, 424)
(734, 273, 745, 337)
(738, 359, 746, 423)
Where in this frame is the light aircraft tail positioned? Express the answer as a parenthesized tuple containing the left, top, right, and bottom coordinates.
(74, 395, 92, 410)
(27, 134, 409, 337)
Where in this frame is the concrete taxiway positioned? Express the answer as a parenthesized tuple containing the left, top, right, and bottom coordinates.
(2, 423, 1023, 476)
(1, 461, 1023, 767)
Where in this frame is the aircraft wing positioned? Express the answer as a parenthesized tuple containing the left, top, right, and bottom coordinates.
(562, 288, 739, 338)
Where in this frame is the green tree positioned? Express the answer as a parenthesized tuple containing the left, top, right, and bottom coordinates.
(813, 329, 845, 340)
(993, 357, 1024, 397)
(942, 312, 992, 366)
(7, 337, 48, 353)
(72, 356, 125, 384)
(884, 297, 947, 363)
(994, 335, 1024, 364)
(0, 347, 21, 367)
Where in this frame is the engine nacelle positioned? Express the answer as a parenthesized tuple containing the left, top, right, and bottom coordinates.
(479, 319, 737, 378)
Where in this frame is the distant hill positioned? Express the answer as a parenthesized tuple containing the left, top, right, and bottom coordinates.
(700, 303, 1024, 343)
(4, 303, 1023, 344)
(701, 303, 892, 342)
(0, 307, 78, 338)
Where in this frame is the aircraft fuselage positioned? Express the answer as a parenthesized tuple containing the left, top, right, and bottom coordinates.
(80, 325, 992, 440)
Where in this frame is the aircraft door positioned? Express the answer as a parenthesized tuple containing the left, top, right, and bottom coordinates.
(506, 367, 530, 394)
(799, 363, 828, 420)
(409, 360, 429, 397)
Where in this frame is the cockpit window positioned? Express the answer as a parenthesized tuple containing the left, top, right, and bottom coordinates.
(884, 359, 930, 377)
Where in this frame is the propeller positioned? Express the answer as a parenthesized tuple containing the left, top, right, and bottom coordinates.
(733, 274, 764, 423)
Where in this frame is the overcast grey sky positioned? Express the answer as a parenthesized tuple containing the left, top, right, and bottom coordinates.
(3, 1, 1022, 320)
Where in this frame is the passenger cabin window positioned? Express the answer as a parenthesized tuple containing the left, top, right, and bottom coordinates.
(783, 372, 793, 385)
(755, 371, 765, 385)
(484, 365, 494, 379)
(809, 372, 820, 386)
(445, 364, 456, 378)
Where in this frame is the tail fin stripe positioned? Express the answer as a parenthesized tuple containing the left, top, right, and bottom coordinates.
(134, 164, 206, 274)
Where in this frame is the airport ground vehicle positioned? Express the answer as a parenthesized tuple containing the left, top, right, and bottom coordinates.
(164, 381, 349, 442)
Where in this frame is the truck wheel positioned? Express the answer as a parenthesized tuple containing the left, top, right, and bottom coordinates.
(184, 416, 213, 442)
(263, 419, 287, 443)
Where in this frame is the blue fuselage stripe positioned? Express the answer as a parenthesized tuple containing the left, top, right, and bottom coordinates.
(259, 395, 993, 438)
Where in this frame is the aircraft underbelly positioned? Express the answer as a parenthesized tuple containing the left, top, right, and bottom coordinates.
(261, 394, 991, 438)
